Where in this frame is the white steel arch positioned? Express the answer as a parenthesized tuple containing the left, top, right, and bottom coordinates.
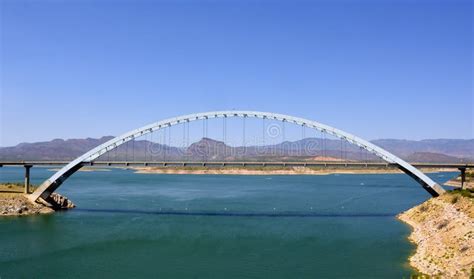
(29, 111, 445, 203)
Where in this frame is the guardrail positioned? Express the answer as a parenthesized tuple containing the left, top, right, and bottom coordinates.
(0, 161, 473, 169)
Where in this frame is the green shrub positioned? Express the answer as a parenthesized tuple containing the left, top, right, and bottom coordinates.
(449, 189, 473, 199)
(451, 196, 459, 204)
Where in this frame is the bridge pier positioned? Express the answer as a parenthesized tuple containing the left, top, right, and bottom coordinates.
(24, 165, 32, 194)
(459, 167, 466, 190)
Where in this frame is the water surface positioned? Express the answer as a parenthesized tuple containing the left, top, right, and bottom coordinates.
(0, 167, 456, 278)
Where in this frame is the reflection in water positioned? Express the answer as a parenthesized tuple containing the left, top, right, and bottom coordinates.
(75, 208, 397, 217)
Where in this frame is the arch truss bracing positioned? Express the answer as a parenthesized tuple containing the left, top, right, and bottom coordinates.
(29, 111, 445, 204)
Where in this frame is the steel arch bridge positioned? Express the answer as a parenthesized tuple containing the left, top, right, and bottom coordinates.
(29, 110, 446, 204)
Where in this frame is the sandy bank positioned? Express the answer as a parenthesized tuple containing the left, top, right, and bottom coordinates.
(132, 166, 455, 175)
(398, 191, 474, 278)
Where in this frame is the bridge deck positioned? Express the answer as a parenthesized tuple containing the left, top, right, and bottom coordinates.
(0, 161, 472, 169)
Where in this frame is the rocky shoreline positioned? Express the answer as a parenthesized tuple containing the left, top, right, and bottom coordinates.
(398, 191, 474, 278)
(0, 193, 55, 216)
(0, 184, 75, 217)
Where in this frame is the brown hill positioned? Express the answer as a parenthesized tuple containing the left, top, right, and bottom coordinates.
(0, 137, 472, 163)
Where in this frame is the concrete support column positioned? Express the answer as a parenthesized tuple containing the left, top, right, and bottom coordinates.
(24, 165, 32, 194)
(459, 167, 466, 190)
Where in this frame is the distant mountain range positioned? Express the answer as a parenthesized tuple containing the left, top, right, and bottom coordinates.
(0, 137, 472, 163)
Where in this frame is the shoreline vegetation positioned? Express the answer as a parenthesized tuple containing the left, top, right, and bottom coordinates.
(0, 183, 75, 217)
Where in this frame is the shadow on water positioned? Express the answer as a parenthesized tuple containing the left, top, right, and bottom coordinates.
(75, 208, 396, 218)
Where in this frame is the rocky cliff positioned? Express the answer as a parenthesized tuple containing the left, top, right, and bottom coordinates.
(398, 191, 474, 278)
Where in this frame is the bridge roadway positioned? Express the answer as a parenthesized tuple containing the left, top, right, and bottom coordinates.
(1, 160, 473, 169)
(1, 161, 471, 195)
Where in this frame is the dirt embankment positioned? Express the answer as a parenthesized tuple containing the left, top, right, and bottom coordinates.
(0, 183, 75, 217)
(0, 193, 55, 216)
(132, 166, 454, 175)
(398, 191, 474, 278)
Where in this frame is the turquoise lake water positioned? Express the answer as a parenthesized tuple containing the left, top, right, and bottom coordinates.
(0, 167, 456, 278)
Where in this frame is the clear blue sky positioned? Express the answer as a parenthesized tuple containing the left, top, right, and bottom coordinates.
(1, 0, 472, 147)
